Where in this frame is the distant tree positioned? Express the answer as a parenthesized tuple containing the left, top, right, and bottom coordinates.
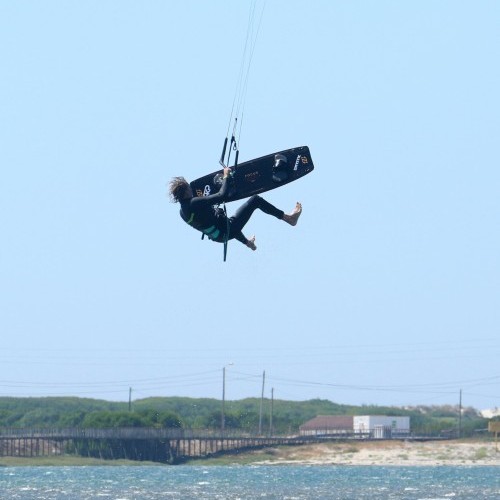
(18, 409, 60, 427)
(135, 409, 160, 426)
(59, 411, 86, 427)
(81, 411, 115, 428)
(461, 417, 489, 437)
(222, 412, 242, 429)
(203, 410, 222, 429)
(157, 411, 183, 428)
(135, 408, 183, 428)
(82, 411, 145, 428)
(236, 410, 259, 431)
(0, 410, 22, 427)
(112, 411, 146, 427)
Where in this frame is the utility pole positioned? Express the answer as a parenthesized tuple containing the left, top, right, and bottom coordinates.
(258, 370, 265, 435)
(221, 363, 234, 435)
(269, 387, 274, 436)
(221, 366, 226, 434)
(458, 389, 462, 438)
(128, 387, 132, 412)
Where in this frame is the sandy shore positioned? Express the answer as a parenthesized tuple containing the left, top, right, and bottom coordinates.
(250, 440, 500, 466)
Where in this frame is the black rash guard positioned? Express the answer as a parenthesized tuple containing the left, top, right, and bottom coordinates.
(179, 177, 230, 243)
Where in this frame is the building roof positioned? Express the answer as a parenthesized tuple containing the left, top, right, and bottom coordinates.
(299, 415, 354, 430)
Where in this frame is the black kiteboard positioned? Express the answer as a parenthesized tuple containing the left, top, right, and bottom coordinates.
(190, 146, 314, 202)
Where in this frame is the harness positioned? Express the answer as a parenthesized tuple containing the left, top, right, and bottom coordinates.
(202, 224, 222, 241)
(182, 207, 230, 262)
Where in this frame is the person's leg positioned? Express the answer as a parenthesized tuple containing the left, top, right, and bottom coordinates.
(231, 229, 256, 250)
(230, 195, 284, 234)
(228, 196, 302, 250)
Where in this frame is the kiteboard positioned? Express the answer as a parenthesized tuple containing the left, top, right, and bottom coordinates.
(190, 146, 314, 202)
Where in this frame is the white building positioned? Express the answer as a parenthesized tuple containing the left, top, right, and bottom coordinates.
(300, 415, 410, 438)
(353, 416, 410, 438)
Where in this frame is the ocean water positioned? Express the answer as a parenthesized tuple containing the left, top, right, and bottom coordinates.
(1, 465, 499, 499)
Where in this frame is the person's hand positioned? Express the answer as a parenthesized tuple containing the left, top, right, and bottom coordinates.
(223, 167, 231, 178)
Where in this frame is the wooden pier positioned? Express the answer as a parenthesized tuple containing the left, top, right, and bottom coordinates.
(0, 428, 311, 464)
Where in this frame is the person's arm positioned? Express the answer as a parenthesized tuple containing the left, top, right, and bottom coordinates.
(190, 168, 231, 207)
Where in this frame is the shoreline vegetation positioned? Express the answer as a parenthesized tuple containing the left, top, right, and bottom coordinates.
(0, 396, 490, 437)
(1, 439, 498, 467)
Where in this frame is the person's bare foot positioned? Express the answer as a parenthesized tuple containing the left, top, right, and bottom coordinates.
(283, 202, 302, 226)
(246, 236, 257, 251)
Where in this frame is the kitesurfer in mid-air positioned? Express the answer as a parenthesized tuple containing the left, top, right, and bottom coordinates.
(169, 167, 302, 251)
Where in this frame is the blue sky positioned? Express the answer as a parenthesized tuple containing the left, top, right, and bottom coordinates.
(1, 1, 499, 411)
